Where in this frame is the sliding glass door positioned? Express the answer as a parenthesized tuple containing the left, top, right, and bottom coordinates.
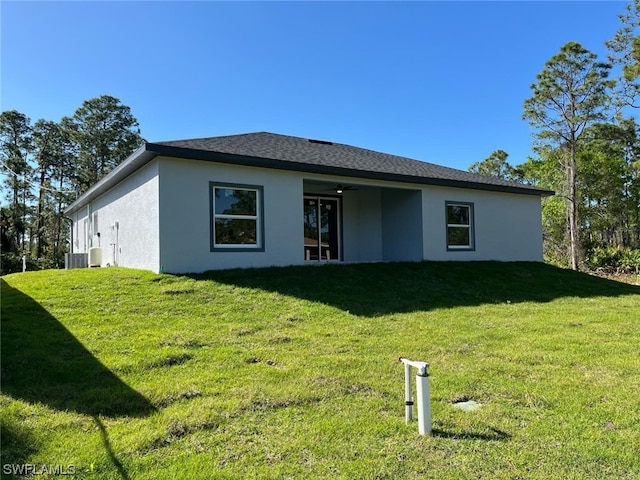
(304, 196, 340, 261)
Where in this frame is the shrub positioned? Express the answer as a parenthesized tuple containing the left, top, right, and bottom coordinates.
(0, 253, 40, 276)
(586, 246, 640, 274)
(620, 248, 640, 274)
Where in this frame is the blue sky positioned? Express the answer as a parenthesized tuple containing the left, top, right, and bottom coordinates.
(1, 1, 629, 172)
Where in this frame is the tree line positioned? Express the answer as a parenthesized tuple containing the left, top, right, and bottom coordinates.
(0, 95, 142, 273)
(470, 0, 640, 273)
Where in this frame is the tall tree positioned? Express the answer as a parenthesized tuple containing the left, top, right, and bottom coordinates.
(1, 97, 143, 271)
(64, 95, 142, 193)
(31, 120, 76, 264)
(523, 42, 614, 270)
(517, 122, 640, 265)
(0, 110, 34, 254)
(518, 149, 568, 264)
(606, 0, 640, 110)
(468, 149, 518, 180)
(32, 120, 57, 258)
(580, 120, 640, 248)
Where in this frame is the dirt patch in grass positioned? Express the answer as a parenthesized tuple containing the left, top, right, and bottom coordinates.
(146, 353, 193, 369)
(160, 336, 207, 349)
(248, 395, 323, 412)
(156, 389, 203, 408)
(140, 416, 222, 453)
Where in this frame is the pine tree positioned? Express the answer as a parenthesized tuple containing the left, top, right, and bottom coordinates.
(63, 95, 142, 193)
(0, 110, 34, 255)
(523, 42, 614, 270)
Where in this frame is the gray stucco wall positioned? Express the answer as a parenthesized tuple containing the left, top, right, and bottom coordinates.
(71, 156, 544, 274)
(157, 157, 304, 273)
(342, 187, 383, 262)
(422, 186, 543, 262)
(341, 187, 424, 263)
(85, 161, 161, 270)
(381, 189, 423, 262)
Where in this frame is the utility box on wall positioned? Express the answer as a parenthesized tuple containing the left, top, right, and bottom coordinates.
(88, 247, 102, 267)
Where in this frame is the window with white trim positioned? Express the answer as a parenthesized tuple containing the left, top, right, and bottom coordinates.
(446, 202, 474, 250)
(211, 183, 264, 251)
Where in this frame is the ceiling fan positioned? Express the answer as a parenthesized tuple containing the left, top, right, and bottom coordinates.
(325, 184, 358, 194)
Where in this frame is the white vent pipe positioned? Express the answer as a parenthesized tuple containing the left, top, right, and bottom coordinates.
(399, 357, 431, 435)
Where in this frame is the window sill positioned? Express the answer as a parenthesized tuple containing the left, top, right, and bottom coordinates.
(211, 246, 265, 252)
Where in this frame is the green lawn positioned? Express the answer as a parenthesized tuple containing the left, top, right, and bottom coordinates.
(1, 262, 639, 479)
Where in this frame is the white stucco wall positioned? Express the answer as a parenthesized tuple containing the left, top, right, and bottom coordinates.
(75, 161, 160, 271)
(157, 157, 304, 273)
(422, 186, 543, 262)
(71, 211, 89, 253)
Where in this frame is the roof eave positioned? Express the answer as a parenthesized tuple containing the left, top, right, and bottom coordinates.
(64, 141, 553, 217)
(63, 144, 158, 216)
(146, 143, 554, 197)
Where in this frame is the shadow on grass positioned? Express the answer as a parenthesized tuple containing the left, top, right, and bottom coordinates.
(1, 279, 155, 479)
(432, 427, 510, 441)
(0, 417, 39, 473)
(0, 279, 156, 418)
(189, 261, 639, 317)
(93, 416, 130, 480)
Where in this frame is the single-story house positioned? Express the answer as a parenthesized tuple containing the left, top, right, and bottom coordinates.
(64, 132, 552, 273)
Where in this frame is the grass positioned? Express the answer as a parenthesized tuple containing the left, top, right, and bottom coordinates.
(1, 261, 639, 479)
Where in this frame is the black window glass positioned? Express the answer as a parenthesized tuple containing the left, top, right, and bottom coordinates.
(215, 188, 257, 216)
(447, 205, 469, 225)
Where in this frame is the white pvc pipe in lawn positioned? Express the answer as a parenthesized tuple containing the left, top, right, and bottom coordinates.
(404, 361, 413, 423)
(399, 357, 432, 436)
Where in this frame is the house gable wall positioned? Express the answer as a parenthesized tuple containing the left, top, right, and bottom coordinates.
(77, 160, 160, 270)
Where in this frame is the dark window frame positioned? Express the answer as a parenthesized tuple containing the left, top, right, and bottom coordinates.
(445, 201, 475, 251)
(210, 182, 265, 252)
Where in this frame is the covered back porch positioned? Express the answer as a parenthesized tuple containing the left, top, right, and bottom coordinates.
(302, 179, 424, 264)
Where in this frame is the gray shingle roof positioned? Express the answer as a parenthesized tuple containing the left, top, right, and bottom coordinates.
(150, 132, 551, 195)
